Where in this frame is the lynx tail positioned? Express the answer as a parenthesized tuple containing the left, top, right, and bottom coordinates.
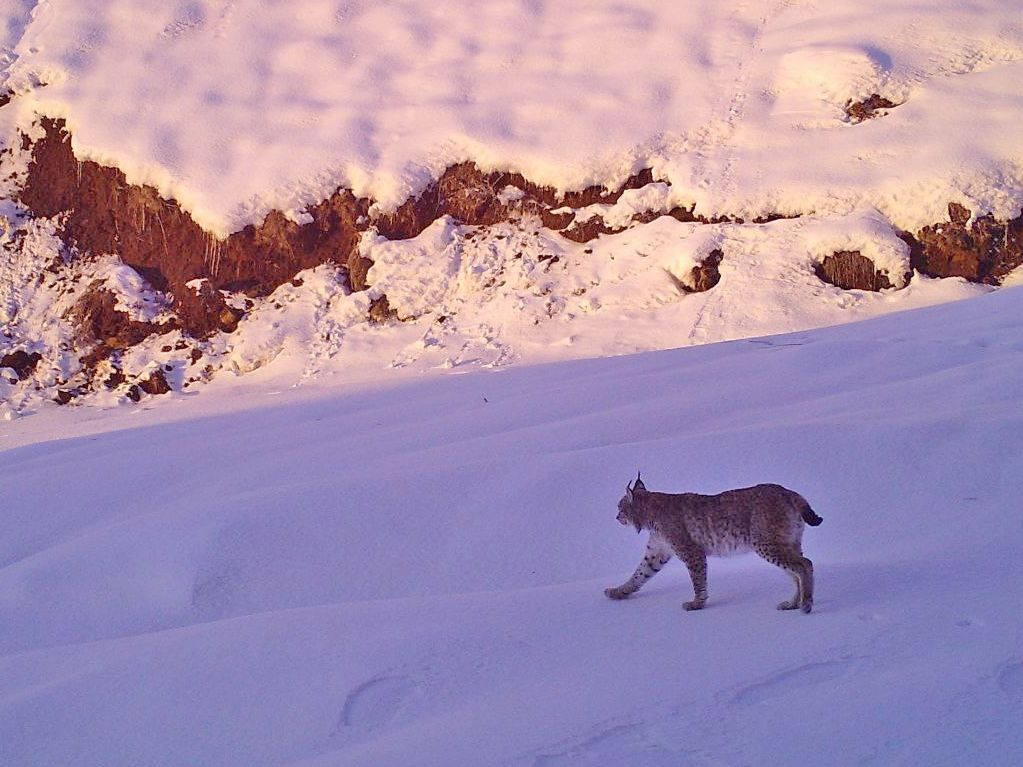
(800, 501, 823, 527)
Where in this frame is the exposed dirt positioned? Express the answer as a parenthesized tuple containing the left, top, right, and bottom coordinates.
(561, 216, 625, 243)
(903, 202, 1023, 284)
(66, 281, 168, 349)
(373, 163, 657, 241)
(814, 251, 897, 291)
(20, 118, 371, 337)
(845, 94, 899, 124)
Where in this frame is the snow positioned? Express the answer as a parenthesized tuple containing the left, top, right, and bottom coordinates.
(222, 212, 981, 380)
(90, 254, 174, 323)
(3, 1, 1022, 235)
(1, 287, 1022, 765)
(2, 194, 986, 413)
(1, 6, 1022, 758)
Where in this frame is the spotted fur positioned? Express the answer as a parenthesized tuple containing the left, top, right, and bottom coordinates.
(605, 474, 822, 612)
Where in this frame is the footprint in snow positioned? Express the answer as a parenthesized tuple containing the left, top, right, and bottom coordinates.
(336, 675, 419, 733)
(730, 659, 854, 706)
(997, 660, 1023, 704)
(532, 722, 681, 766)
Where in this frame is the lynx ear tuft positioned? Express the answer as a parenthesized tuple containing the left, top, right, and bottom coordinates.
(625, 485, 634, 503)
(633, 470, 646, 492)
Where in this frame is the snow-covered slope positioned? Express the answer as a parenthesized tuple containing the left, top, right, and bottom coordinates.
(5, 0, 1023, 234)
(2, 288, 1021, 765)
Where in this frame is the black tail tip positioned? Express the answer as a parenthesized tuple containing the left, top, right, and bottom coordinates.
(802, 508, 824, 526)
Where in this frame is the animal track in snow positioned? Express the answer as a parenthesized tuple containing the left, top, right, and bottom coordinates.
(731, 659, 853, 706)
(337, 675, 418, 733)
(532, 722, 680, 767)
(997, 660, 1023, 704)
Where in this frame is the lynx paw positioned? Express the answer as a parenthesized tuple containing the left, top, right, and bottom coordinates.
(777, 600, 800, 610)
(605, 587, 630, 600)
(801, 600, 813, 614)
(683, 599, 706, 611)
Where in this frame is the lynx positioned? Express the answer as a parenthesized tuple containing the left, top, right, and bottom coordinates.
(605, 473, 823, 612)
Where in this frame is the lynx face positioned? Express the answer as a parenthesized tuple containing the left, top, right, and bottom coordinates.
(616, 481, 643, 531)
(616, 495, 630, 525)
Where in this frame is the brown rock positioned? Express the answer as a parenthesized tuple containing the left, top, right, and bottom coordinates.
(845, 94, 898, 123)
(368, 295, 397, 323)
(372, 163, 661, 240)
(687, 249, 723, 293)
(138, 369, 172, 396)
(0, 349, 42, 379)
(104, 369, 127, 389)
(814, 250, 899, 291)
(560, 168, 656, 208)
(66, 280, 164, 347)
(904, 203, 1023, 284)
(536, 206, 575, 231)
(54, 388, 78, 405)
(560, 217, 624, 243)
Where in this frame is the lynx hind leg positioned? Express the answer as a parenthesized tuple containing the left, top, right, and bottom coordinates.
(777, 571, 803, 611)
(605, 535, 673, 600)
(756, 543, 814, 613)
(675, 543, 708, 611)
(799, 556, 814, 612)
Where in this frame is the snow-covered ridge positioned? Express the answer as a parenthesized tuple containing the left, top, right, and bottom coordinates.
(5, 0, 1023, 236)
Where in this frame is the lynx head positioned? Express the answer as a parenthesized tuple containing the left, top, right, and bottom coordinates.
(616, 472, 648, 532)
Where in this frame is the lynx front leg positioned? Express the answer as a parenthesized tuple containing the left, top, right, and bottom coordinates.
(605, 535, 673, 600)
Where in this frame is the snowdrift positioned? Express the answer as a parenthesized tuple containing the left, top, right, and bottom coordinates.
(1, 288, 1021, 765)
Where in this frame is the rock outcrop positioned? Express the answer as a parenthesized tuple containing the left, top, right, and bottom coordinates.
(0, 349, 41, 380)
(814, 251, 898, 291)
(6, 116, 1023, 406)
(20, 118, 371, 337)
(66, 281, 167, 349)
(686, 249, 724, 293)
(903, 202, 1023, 284)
